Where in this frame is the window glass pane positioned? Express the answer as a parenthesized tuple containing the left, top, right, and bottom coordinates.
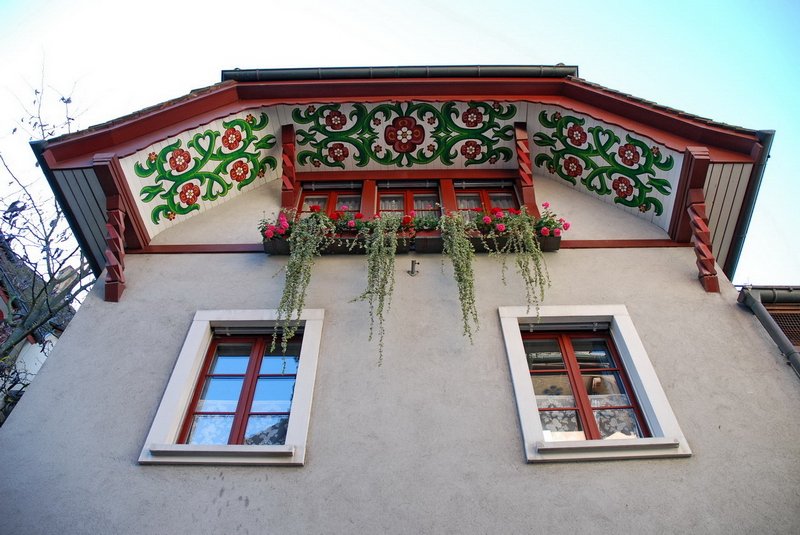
(584, 372, 631, 407)
(260, 356, 299, 375)
(210, 343, 252, 374)
(186, 415, 234, 445)
(594, 409, 644, 440)
(413, 194, 439, 218)
(524, 339, 565, 369)
(456, 193, 481, 210)
(488, 192, 515, 209)
(197, 378, 244, 412)
(250, 378, 296, 413)
(244, 415, 289, 445)
(539, 410, 585, 442)
(532, 373, 575, 409)
(572, 338, 614, 369)
(302, 195, 328, 211)
(379, 194, 404, 212)
(336, 195, 361, 212)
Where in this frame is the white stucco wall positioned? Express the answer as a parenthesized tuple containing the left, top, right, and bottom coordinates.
(0, 244, 798, 533)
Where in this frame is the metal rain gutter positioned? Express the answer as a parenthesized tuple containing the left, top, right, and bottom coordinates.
(738, 287, 800, 379)
(221, 65, 579, 83)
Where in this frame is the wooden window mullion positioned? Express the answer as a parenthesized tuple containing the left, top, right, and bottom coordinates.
(228, 337, 265, 444)
(560, 334, 602, 440)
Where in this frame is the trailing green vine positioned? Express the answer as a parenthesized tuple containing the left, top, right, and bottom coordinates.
(135, 112, 277, 224)
(292, 101, 516, 168)
(439, 213, 479, 341)
(355, 215, 401, 364)
(532, 110, 674, 215)
(273, 211, 336, 352)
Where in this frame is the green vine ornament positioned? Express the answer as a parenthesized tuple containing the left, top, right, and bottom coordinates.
(292, 101, 516, 168)
(532, 111, 674, 215)
(135, 113, 277, 224)
(354, 215, 402, 364)
(439, 213, 479, 342)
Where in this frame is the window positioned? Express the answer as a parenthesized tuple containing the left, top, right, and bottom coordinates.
(455, 189, 518, 212)
(499, 305, 691, 462)
(299, 190, 361, 217)
(139, 309, 324, 465)
(378, 189, 439, 218)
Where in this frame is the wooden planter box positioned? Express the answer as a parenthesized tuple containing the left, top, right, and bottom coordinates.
(537, 235, 561, 252)
(263, 233, 410, 255)
(413, 230, 443, 254)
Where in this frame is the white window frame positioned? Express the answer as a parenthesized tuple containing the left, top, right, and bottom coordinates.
(138, 309, 324, 466)
(499, 305, 691, 462)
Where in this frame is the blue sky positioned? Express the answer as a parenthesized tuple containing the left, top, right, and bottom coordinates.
(0, 0, 797, 284)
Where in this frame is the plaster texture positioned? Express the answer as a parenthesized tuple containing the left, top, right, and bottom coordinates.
(1, 246, 798, 534)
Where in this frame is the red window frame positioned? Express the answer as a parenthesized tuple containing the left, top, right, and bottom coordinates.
(523, 331, 650, 441)
(455, 188, 519, 213)
(298, 190, 362, 217)
(377, 189, 440, 216)
(178, 334, 301, 445)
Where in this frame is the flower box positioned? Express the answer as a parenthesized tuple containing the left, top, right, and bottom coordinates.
(263, 238, 290, 255)
(413, 230, 443, 254)
(537, 235, 561, 252)
(263, 233, 410, 255)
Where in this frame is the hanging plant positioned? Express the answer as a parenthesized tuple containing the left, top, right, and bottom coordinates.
(439, 212, 479, 342)
(273, 207, 336, 352)
(355, 214, 402, 364)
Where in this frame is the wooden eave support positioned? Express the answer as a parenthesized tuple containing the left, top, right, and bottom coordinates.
(280, 125, 297, 209)
(514, 122, 539, 217)
(104, 195, 127, 302)
(686, 187, 720, 293)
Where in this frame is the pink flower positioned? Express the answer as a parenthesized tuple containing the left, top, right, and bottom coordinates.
(482, 216, 492, 224)
(268, 224, 277, 232)
(563, 222, 571, 230)
(494, 211, 505, 218)
(264, 229, 274, 238)
(276, 227, 286, 235)
(542, 202, 550, 209)
(339, 205, 349, 211)
(347, 220, 356, 228)
(554, 228, 562, 237)
(408, 210, 416, 217)
(540, 227, 551, 236)
(496, 223, 506, 232)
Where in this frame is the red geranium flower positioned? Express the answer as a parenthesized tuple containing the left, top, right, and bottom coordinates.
(325, 110, 347, 131)
(328, 142, 349, 162)
(612, 177, 634, 198)
(540, 227, 551, 236)
(567, 124, 587, 146)
(169, 149, 192, 172)
(384, 116, 425, 153)
(402, 215, 413, 226)
(330, 211, 341, 221)
(179, 183, 200, 206)
(618, 144, 640, 166)
(462, 107, 484, 128)
(229, 161, 249, 182)
(355, 212, 364, 219)
(310, 205, 322, 213)
(221, 127, 243, 151)
(460, 140, 482, 160)
(563, 157, 583, 177)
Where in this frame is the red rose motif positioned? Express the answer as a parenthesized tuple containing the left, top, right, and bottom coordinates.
(230, 161, 249, 182)
(612, 177, 634, 198)
(462, 107, 484, 128)
(384, 116, 425, 153)
(618, 144, 640, 166)
(221, 127, 242, 151)
(328, 142, 349, 162)
(460, 140, 482, 160)
(567, 125, 587, 146)
(563, 157, 583, 177)
(179, 183, 200, 206)
(325, 110, 347, 131)
(169, 149, 192, 173)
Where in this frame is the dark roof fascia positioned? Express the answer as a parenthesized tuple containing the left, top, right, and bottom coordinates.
(726, 129, 775, 278)
(29, 140, 103, 276)
(221, 65, 580, 82)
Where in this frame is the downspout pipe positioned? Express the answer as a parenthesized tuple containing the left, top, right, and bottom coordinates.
(738, 288, 800, 379)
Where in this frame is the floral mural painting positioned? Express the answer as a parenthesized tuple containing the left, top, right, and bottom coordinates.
(135, 113, 277, 224)
(292, 101, 516, 168)
(532, 111, 674, 215)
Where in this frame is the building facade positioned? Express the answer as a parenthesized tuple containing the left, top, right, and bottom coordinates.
(0, 66, 797, 533)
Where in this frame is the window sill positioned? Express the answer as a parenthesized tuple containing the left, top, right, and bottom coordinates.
(143, 444, 301, 465)
(529, 437, 689, 463)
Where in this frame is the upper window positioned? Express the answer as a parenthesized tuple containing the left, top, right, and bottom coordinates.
(139, 309, 324, 466)
(299, 190, 361, 217)
(378, 189, 439, 218)
(499, 305, 691, 462)
(455, 189, 518, 212)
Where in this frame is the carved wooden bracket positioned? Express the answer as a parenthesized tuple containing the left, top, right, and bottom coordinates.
(514, 122, 539, 217)
(687, 188, 720, 292)
(280, 124, 297, 208)
(105, 195, 126, 302)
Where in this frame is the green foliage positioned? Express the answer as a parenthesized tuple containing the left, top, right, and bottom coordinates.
(439, 213, 479, 341)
